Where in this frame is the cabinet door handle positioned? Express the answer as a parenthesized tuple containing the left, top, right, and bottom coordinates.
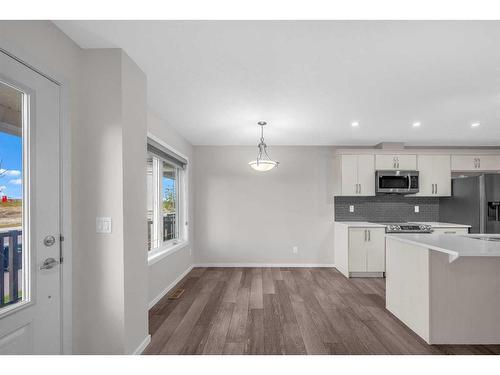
(478, 158, 480, 168)
(355, 183, 359, 194)
(435, 183, 438, 194)
(368, 230, 371, 241)
(431, 184, 434, 194)
(359, 184, 361, 194)
(364, 230, 367, 241)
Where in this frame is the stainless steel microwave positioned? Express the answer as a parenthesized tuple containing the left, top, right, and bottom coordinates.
(376, 170, 419, 194)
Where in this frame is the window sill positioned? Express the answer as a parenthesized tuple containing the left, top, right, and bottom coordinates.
(148, 240, 190, 266)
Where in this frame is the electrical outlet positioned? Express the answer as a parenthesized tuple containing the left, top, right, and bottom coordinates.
(96, 217, 112, 233)
(414, 205, 419, 213)
(349, 205, 354, 213)
(292, 246, 299, 254)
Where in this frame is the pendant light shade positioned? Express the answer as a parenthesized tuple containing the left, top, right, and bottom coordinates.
(248, 121, 280, 171)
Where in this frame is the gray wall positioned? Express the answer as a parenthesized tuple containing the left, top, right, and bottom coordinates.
(194, 146, 335, 265)
(334, 196, 440, 222)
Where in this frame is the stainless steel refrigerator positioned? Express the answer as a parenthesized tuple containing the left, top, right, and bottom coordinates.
(440, 174, 500, 234)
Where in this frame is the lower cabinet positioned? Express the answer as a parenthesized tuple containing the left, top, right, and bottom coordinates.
(348, 228, 386, 276)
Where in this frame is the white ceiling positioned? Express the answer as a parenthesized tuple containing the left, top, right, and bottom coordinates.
(54, 21, 500, 146)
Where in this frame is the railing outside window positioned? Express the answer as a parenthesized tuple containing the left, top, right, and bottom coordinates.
(0, 229, 22, 307)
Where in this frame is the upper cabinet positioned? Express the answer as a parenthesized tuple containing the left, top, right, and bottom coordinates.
(451, 155, 500, 171)
(333, 151, 500, 197)
(375, 154, 417, 170)
(336, 154, 375, 196)
(415, 155, 451, 197)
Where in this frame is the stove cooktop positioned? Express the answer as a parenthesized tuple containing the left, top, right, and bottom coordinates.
(369, 222, 433, 233)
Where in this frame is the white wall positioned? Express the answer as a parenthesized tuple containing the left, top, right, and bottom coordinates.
(147, 111, 194, 306)
(76, 49, 126, 354)
(75, 49, 150, 354)
(193, 146, 335, 265)
(121, 53, 149, 354)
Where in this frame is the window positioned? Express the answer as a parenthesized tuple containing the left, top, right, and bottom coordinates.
(147, 138, 187, 252)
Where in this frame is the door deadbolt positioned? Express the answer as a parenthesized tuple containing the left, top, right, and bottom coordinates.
(43, 235, 56, 247)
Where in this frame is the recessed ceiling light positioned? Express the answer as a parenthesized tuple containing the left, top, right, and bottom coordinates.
(351, 121, 359, 127)
(412, 122, 421, 128)
(471, 122, 480, 128)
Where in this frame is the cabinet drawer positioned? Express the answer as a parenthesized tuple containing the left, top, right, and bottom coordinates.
(432, 228, 469, 235)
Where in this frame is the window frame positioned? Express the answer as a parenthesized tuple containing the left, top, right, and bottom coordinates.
(147, 133, 189, 265)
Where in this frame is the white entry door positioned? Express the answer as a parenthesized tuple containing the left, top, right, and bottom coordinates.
(0, 51, 61, 354)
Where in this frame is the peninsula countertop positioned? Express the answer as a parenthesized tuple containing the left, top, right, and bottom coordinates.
(335, 221, 471, 228)
(386, 233, 500, 262)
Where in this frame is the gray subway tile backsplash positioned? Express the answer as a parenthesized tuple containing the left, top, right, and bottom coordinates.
(334, 196, 440, 222)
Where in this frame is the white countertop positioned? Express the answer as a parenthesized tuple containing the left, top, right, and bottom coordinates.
(387, 234, 500, 262)
(335, 221, 470, 228)
(335, 221, 385, 228)
(414, 222, 471, 228)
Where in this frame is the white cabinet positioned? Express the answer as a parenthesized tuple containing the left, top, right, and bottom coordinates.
(451, 155, 500, 171)
(415, 155, 451, 197)
(349, 228, 368, 272)
(337, 154, 375, 196)
(375, 154, 417, 170)
(348, 228, 385, 275)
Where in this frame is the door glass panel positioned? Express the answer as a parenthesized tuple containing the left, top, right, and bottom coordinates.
(379, 176, 409, 189)
(0, 81, 26, 311)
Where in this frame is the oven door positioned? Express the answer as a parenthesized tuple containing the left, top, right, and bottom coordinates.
(376, 171, 419, 194)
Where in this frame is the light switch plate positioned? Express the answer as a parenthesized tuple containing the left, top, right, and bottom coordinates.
(349, 205, 355, 213)
(414, 205, 419, 213)
(96, 217, 112, 233)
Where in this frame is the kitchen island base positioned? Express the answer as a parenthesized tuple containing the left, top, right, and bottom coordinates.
(386, 237, 500, 344)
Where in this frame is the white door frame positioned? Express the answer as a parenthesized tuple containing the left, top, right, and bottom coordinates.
(0, 44, 73, 354)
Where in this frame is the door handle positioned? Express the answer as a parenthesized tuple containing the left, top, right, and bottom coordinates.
(40, 257, 59, 270)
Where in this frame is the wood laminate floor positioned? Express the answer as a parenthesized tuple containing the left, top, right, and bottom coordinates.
(144, 267, 500, 355)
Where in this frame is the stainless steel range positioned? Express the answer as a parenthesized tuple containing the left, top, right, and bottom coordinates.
(373, 222, 433, 233)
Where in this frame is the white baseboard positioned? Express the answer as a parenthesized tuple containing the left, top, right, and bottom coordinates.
(132, 335, 151, 355)
(193, 263, 336, 268)
(148, 265, 194, 309)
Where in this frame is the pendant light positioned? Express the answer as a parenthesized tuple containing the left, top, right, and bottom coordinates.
(248, 121, 280, 171)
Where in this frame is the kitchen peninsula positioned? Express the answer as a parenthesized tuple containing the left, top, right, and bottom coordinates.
(386, 234, 500, 344)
